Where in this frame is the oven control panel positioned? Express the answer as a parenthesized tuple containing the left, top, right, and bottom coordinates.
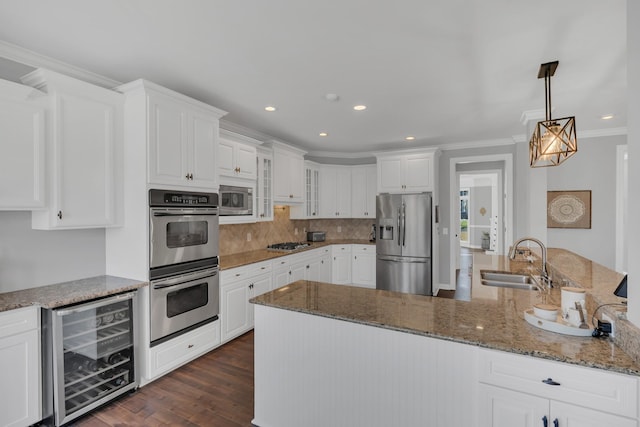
(149, 189, 219, 207)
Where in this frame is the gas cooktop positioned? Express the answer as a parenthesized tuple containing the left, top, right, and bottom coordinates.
(267, 242, 311, 252)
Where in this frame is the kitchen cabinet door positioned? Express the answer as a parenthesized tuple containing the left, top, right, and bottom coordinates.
(376, 150, 436, 194)
(256, 150, 273, 221)
(248, 273, 273, 327)
(0, 79, 46, 210)
(23, 69, 124, 229)
(352, 245, 376, 288)
(273, 266, 292, 289)
(332, 245, 352, 285)
(221, 278, 252, 343)
(319, 253, 332, 283)
(218, 136, 257, 181)
(148, 90, 221, 189)
(351, 165, 376, 218)
(0, 307, 40, 427)
(551, 401, 637, 427)
(290, 161, 320, 219)
(272, 144, 305, 203)
(319, 165, 351, 218)
(479, 384, 547, 427)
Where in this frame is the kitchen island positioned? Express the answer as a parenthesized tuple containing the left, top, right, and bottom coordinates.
(250, 251, 640, 427)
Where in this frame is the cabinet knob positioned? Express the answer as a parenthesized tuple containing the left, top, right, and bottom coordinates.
(288, 270, 292, 275)
(542, 378, 561, 386)
(289, 194, 293, 198)
(354, 256, 357, 260)
(57, 210, 63, 220)
(542, 416, 548, 427)
(306, 265, 310, 269)
(188, 344, 194, 349)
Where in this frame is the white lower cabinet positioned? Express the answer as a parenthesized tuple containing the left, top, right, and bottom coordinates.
(221, 261, 273, 343)
(148, 320, 220, 380)
(332, 245, 352, 284)
(0, 307, 41, 427)
(478, 348, 639, 427)
(351, 244, 376, 288)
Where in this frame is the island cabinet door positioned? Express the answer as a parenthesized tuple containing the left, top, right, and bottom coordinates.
(551, 401, 638, 427)
(479, 384, 548, 427)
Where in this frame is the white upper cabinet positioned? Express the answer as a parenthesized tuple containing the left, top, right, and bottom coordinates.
(116, 79, 226, 190)
(0, 79, 46, 210)
(290, 161, 320, 219)
(22, 69, 124, 229)
(218, 130, 258, 181)
(376, 149, 438, 193)
(351, 164, 377, 218)
(268, 142, 306, 204)
(319, 165, 351, 218)
(256, 147, 273, 222)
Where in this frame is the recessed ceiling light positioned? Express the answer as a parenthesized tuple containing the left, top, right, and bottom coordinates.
(264, 106, 276, 112)
(353, 105, 367, 111)
(325, 93, 339, 102)
(405, 136, 416, 141)
(601, 114, 614, 120)
(319, 132, 328, 137)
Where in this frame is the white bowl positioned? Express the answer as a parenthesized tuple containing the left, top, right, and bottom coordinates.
(533, 304, 559, 321)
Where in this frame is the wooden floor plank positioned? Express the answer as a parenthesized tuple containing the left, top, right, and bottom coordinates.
(70, 331, 254, 426)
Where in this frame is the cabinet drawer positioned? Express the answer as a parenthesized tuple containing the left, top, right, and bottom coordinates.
(0, 307, 38, 339)
(479, 349, 638, 419)
(248, 260, 272, 276)
(149, 320, 220, 378)
(352, 244, 375, 254)
(272, 256, 291, 270)
(222, 264, 253, 283)
(332, 245, 352, 255)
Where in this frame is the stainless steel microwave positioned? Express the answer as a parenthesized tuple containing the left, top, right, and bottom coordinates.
(219, 185, 253, 216)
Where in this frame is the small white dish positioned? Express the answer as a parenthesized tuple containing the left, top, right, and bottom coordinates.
(524, 309, 592, 337)
(533, 304, 559, 321)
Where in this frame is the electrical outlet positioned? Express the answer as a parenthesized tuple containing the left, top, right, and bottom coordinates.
(246, 232, 251, 242)
(601, 313, 615, 337)
(337, 226, 342, 233)
(294, 228, 298, 235)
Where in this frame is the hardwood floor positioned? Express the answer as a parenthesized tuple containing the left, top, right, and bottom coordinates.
(71, 331, 255, 427)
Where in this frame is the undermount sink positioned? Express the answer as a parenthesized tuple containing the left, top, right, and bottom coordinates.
(480, 270, 540, 290)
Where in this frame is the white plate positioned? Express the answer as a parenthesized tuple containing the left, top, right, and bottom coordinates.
(524, 309, 593, 337)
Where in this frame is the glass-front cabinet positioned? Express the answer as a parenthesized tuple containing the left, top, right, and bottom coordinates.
(256, 149, 273, 221)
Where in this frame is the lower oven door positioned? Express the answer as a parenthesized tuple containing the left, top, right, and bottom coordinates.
(150, 267, 219, 345)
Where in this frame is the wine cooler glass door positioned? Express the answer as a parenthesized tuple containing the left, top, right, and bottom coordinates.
(52, 292, 138, 426)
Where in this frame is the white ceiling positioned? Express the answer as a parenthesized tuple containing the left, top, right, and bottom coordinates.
(0, 0, 627, 156)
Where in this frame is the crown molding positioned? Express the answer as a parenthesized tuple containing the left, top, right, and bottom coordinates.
(439, 138, 515, 151)
(0, 40, 121, 89)
(306, 150, 377, 159)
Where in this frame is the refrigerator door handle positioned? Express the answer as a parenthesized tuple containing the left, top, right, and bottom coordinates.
(397, 207, 402, 246)
(377, 255, 429, 264)
(402, 203, 407, 247)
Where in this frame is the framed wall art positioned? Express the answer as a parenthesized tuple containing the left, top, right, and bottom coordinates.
(547, 190, 591, 229)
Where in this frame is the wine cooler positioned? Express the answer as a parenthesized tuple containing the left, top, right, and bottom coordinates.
(42, 292, 139, 426)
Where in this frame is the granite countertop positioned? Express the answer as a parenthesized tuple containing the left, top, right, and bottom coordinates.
(0, 275, 148, 313)
(220, 239, 375, 270)
(252, 248, 639, 376)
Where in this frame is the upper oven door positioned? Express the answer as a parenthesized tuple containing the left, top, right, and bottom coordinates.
(149, 208, 219, 269)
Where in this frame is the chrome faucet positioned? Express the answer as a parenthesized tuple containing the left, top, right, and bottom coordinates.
(508, 237, 550, 287)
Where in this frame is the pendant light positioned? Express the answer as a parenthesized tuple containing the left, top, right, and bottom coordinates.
(529, 61, 577, 168)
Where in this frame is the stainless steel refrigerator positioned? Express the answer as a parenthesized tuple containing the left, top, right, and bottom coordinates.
(376, 192, 432, 296)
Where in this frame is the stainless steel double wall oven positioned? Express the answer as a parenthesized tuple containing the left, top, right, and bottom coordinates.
(149, 189, 220, 346)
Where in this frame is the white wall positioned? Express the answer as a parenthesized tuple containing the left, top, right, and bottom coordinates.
(0, 211, 105, 292)
(627, 0, 640, 326)
(546, 135, 626, 270)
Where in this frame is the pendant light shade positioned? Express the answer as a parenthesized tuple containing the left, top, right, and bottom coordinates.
(529, 61, 578, 168)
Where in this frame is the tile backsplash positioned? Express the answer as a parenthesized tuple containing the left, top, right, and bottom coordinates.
(219, 206, 375, 255)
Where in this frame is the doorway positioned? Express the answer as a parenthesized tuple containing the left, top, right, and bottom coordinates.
(448, 154, 513, 292)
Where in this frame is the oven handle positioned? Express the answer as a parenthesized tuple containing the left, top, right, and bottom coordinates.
(151, 208, 219, 217)
(152, 268, 218, 290)
(55, 292, 136, 316)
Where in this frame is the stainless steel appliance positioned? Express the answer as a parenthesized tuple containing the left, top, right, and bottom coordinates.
(376, 192, 432, 296)
(219, 184, 253, 216)
(306, 231, 326, 242)
(149, 189, 220, 346)
(42, 292, 138, 426)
